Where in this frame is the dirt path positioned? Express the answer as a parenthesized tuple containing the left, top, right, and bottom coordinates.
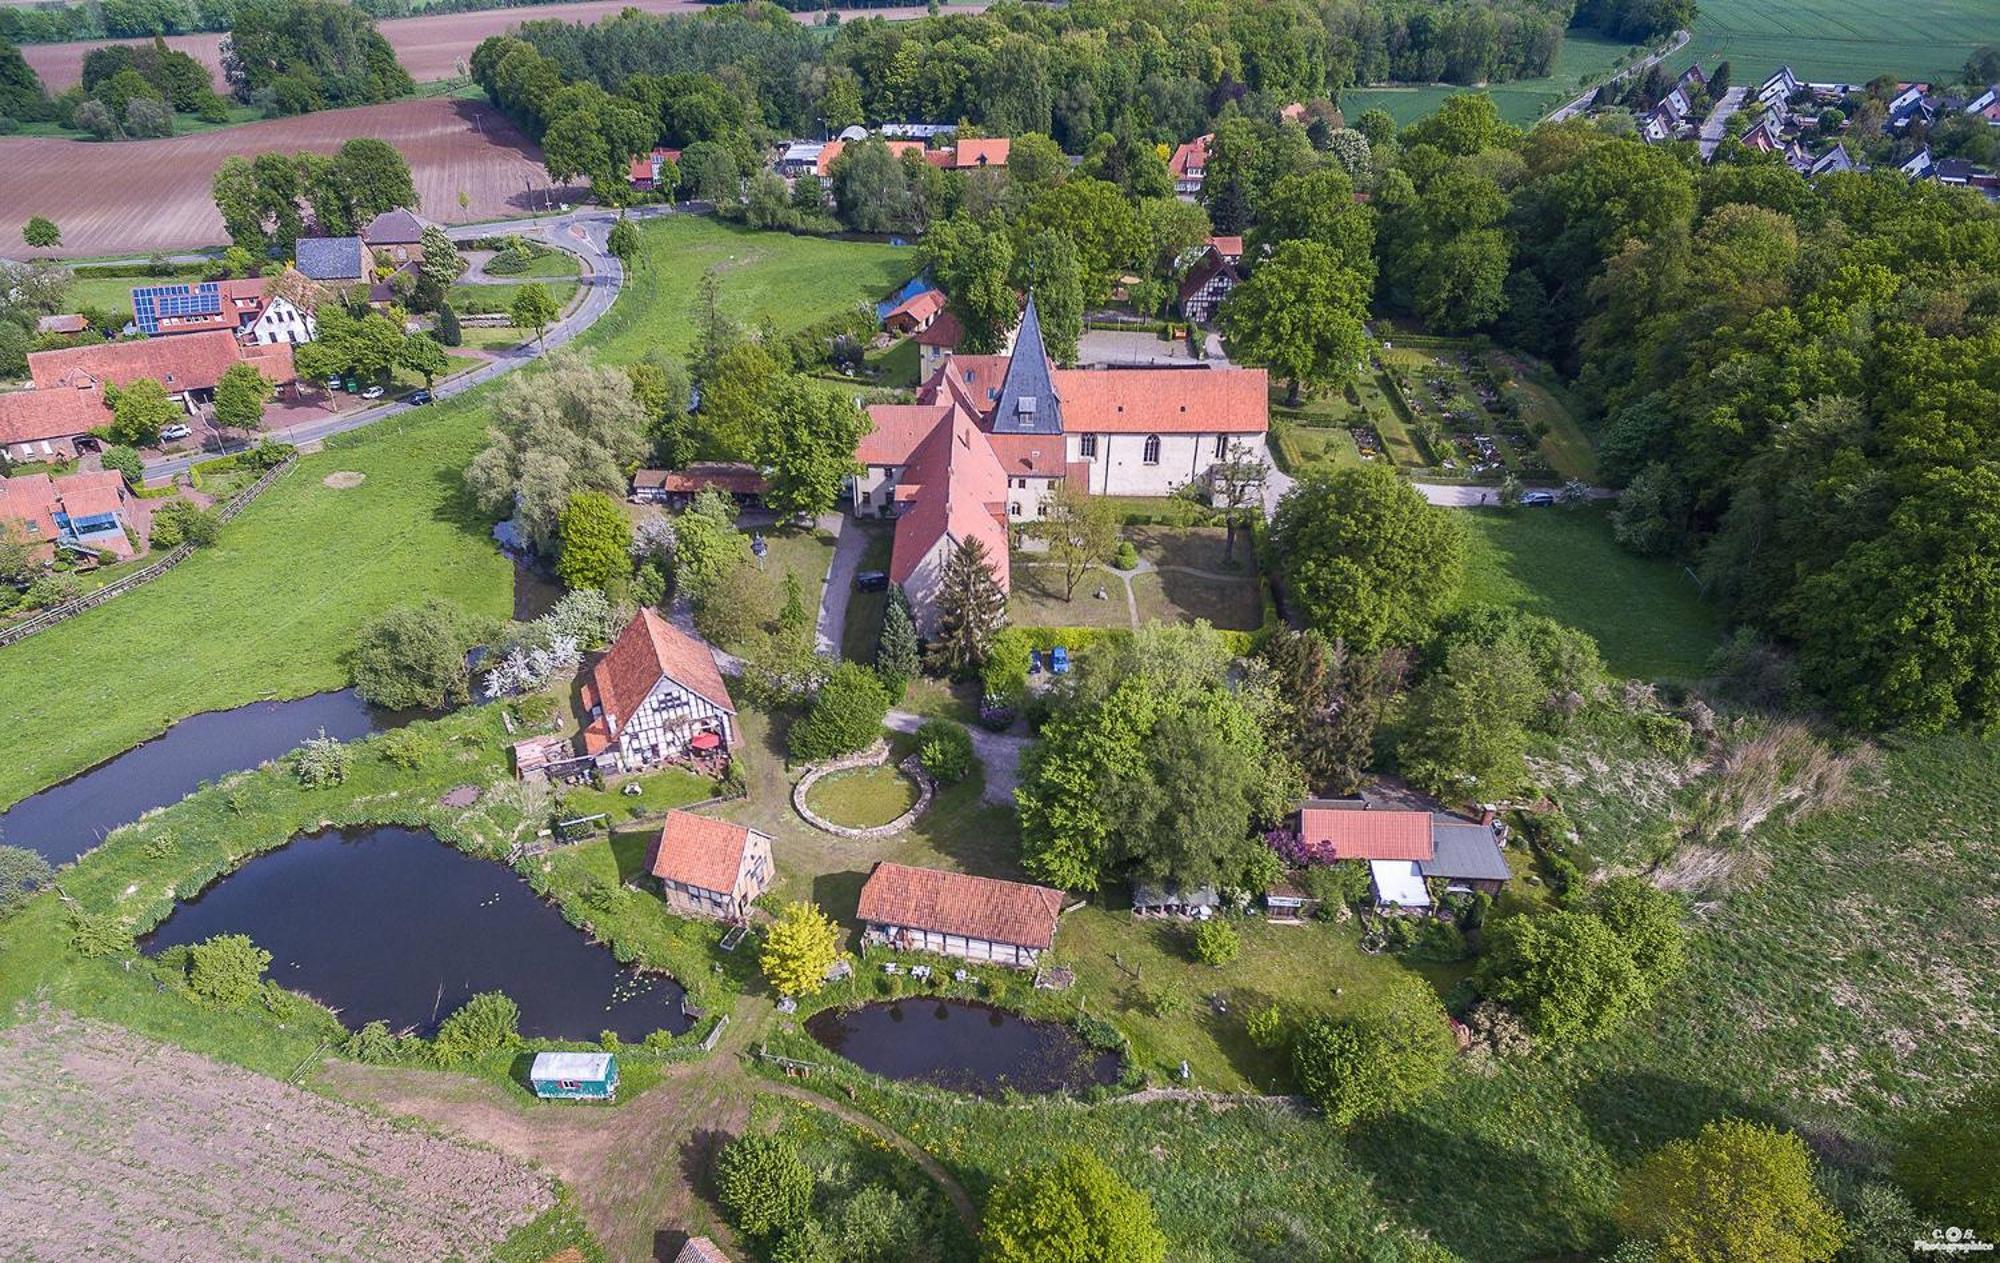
(756, 1079, 979, 1230)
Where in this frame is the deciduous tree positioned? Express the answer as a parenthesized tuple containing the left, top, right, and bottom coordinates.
(759, 901, 844, 998)
(1291, 974, 1455, 1124)
(1617, 1120, 1845, 1263)
(211, 362, 269, 433)
(982, 1149, 1166, 1263)
(755, 377, 868, 519)
(464, 352, 648, 549)
(21, 216, 59, 249)
(555, 490, 630, 594)
(716, 1132, 813, 1238)
(1220, 241, 1371, 403)
(348, 598, 480, 711)
(1033, 482, 1118, 601)
(107, 378, 181, 447)
(1269, 465, 1465, 650)
(510, 282, 559, 343)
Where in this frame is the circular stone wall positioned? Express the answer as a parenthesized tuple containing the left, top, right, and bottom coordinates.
(793, 743, 934, 839)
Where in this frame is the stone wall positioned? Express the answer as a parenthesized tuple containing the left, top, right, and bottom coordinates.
(792, 741, 936, 839)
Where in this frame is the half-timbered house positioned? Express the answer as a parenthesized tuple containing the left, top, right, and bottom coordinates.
(856, 861, 1065, 968)
(582, 609, 737, 773)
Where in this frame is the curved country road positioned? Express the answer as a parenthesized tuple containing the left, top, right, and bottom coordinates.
(137, 205, 682, 482)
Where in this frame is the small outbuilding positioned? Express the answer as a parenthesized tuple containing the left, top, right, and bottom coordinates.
(529, 1051, 619, 1101)
(1131, 881, 1221, 919)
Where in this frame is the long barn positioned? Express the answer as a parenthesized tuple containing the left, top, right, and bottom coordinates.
(856, 862, 1065, 968)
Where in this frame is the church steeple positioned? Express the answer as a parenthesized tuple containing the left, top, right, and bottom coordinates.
(989, 292, 1064, 436)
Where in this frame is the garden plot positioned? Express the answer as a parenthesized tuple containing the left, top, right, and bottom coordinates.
(0, 1014, 555, 1262)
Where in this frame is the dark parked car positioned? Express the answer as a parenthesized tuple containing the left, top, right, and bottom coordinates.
(855, 570, 889, 592)
(404, 389, 433, 406)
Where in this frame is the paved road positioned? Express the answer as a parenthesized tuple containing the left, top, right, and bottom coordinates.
(135, 206, 678, 481)
(885, 708, 1025, 806)
(1544, 28, 1691, 124)
(1699, 85, 1749, 160)
(1412, 482, 1615, 506)
(814, 511, 869, 655)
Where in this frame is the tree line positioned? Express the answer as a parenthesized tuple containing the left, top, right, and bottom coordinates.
(0, 0, 617, 45)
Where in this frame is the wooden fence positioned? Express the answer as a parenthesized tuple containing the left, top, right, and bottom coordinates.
(0, 457, 296, 650)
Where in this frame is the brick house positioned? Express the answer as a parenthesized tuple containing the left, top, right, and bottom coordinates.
(582, 609, 737, 772)
(651, 810, 773, 922)
(856, 861, 1065, 967)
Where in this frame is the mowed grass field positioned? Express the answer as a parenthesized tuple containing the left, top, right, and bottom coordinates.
(1342, 29, 1641, 126)
(0, 218, 911, 812)
(1458, 505, 1724, 682)
(1677, 0, 2000, 85)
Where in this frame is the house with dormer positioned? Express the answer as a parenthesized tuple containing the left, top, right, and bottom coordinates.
(582, 608, 737, 772)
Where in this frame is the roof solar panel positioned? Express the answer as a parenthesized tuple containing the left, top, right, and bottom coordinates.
(131, 282, 222, 334)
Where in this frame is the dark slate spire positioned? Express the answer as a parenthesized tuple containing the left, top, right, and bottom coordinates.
(989, 292, 1064, 436)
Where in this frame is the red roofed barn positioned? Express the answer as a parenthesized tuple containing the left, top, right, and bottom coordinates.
(651, 810, 773, 922)
(857, 861, 1066, 967)
(582, 608, 737, 772)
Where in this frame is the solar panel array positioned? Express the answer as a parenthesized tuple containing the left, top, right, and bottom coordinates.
(131, 282, 222, 335)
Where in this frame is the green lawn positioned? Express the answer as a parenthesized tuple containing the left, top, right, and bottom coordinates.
(0, 218, 911, 813)
(804, 764, 920, 829)
(448, 280, 582, 318)
(1458, 505, 1724, 682)
(1676, 0, 2000, 85)
(66, 272, 153, 316)
(1341, 29, 1646, 126)
(1009, 562, 1135, 630)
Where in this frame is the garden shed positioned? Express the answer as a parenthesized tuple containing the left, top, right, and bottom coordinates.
(528, 1051, 618, 1101)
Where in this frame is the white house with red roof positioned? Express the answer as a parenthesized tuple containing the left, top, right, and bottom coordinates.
(581, 608, 738, 772)
(857, 294, 1268, 633)
(856, 861, 1065, 967)
(651, 810, 773, 922)
(1298, 799, 1512, 908)
(1170, 133, 1212, 199)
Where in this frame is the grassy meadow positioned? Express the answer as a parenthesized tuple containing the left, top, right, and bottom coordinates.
(1342, 28, 1644, 126)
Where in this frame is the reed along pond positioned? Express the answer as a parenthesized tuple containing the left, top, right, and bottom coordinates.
(0, 690, 410, 865)
(142, 825, 691, 1042)
(805, 999, 1120, 1097)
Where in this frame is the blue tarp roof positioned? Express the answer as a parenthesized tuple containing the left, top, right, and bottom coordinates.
(876, 274, 936, 320)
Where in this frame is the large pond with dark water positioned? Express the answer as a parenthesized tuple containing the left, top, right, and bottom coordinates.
(805, 998, 1120, 1097)
(141, 825, 690, 1041)
(0, 689, 409, 865)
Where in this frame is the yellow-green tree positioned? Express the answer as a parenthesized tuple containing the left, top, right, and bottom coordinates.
(1616, 1119, 1845, 1263)
(759, 901, 843, 998)
(982, 1149, 1166, 1263)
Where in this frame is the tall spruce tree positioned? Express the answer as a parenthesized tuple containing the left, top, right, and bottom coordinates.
(877, 585, 921, 683)
(926, 536, 1007, 676)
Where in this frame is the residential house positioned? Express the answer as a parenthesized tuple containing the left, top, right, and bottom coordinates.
(1297, 800, 1511, 910)
(0, 383, 108, 463)
(1169, 133, 1212, 199)
(581, 608, 738, 772)
(630, 463, 766, 507)
(855, 295, 1268, 633)
(360, 208, 433, 265)
(929, 137, 1009, 170)
(1887, 83, 1934, 131)
(1208, 235, 1245, 265)
(856, 861, 1065, 967)
(1677, 63, 1708, 92)
(880, 122, 955, 140)
(776, 140, 827, 178)
(0, 469, 138, 561)
(130, 278, 314, 346)
(673, 1238, 732, 1263)
(627, 147, 683, 191)
(1741, 119, 1783, 153)
(884, 286, 948, 335)
(1900, 147, 1935, 179)
(1935, 157, 1978, 186)
(1809, 143, 1858, 176)
(1177, 244, 1240, 324)
(651, 810, 773, 922)
(293, 236, 373, 288)
(914, 309, 967, 379)
(1758, 65, 1802, 110)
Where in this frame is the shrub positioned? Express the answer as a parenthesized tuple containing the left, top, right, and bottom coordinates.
(148, 499, 221, 549)
(915, 718, 974, 783)
(0, 844, 54, 915)
(100, 444, 143, 485)
(1301, 860, 1372, 915)
(342, 1020, 405, 1064)
(374, 727, 438, 771)
(982, 1148, 1167, 1263)
(1113, 538, 1140, 569)
(1461, 999, 1533, 1061)
(1616, 1119, 1844, 1263)
(349, 598, 478, 710)
(715, 1132, 812, 1238)
(1291, 975, 1455, 1125)
(186, 933, 271, 1006)
(1190, 918, 1241, 966)
(430, 990, 520, 1065)
(1244, 1003, 1287, 1050)
(759, 901, 843, 998)
(24, 571, 82, 609)
(69, 909, 132, 957)
(290, 730, 350, 788)
(788, 662, 889, 762)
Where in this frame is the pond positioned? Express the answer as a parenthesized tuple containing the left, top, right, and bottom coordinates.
(141, 825, 690, 1042)
(0, 690, 411, 866)
(804, 998, 1120, 1098)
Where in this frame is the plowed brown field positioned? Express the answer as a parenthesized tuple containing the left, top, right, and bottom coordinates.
(0, 97, 578, 256)
(17, 0, 973, 89)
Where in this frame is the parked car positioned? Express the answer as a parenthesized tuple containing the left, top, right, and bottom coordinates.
(1520, 490, 1557, 506)
(404, 389, 433, 406)
(855, 570, 889, 592)
(360, 384, 386, 400)
(159, 423, 191, 442)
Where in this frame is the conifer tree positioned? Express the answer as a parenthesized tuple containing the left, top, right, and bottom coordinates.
(926, 536, 1006, 675)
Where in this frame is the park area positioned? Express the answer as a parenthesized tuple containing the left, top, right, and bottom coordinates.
(0, 1014, 561, 1262)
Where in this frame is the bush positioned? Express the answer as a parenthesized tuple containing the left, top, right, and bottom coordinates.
(1301, 860, 1372, 916)
(1291, 975, 1455, 1124)
(186, 933, 271, 1006)
(374, 727, 438, 771)
(100, 444, 143, 485)
(789, 662, 889, 762)
(1244, 1002, 1287, 1049)
(915, 718, 974, 783)
(349, 598, 478, 710)
(715, 1132, 813, 1238)
(69, 909, 132, 957)
(1113, 539, 1140, 569)
(1190, 917, 1241, 966)
(430, 990, 520, 1065)
(0, 844, 54, 915)
(342, 1020, 405, 1064)
(290, 730, 350, 788)
(24, 571, 82, 610)
(148, 499, 221, 549)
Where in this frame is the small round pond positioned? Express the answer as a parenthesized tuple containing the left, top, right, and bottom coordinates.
(141, 825, 690, 1042)
(802, 765, 921, 830)
(804, 999, 1120, 1098)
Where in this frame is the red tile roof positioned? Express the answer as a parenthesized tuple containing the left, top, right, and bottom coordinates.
(29, 329, 292, 395)
(857, 862, 1064, 949)
(888, 409, 1010, 593)
(949, 138, 1010, 169)
(0, 383, 111, 447)
(1299, 806, 1434, 862)
(858, 403, 949, 466)
(984, 431, 1069, 477)
(1052, 367, 1268, 433)
(0, 470, 132, 558)
(913, 308, 965, 348)
(588, 609, 736, 745)
(0, 473, 59, 544)
(1209, 235, 1244, 259)
(634, 463, 768, 495)
(885, 287, 946, 330)
(1169, 134, 1212, 177)
(652, 811, 761, 893)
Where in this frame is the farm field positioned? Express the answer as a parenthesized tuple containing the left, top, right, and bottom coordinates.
(0, 217, 902, 813)
(17, 0, 983, 89)
(1676, 0, 2000, 86)
(0, 1015, 561, 1262)
(0, 97, 568, 257)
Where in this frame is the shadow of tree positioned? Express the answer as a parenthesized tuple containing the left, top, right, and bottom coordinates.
(811, 869, 869, 929)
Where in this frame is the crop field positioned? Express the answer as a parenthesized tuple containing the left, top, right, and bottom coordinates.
(0, 97, 565, 257)
(0, 1014, 557, 1262)
(1677, 0, 2000, 86)
(18, 0, 979, 90)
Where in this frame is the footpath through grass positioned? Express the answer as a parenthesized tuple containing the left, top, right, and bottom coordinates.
(0, 217, 912, 811)
(1458, 505, 1723, 682)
